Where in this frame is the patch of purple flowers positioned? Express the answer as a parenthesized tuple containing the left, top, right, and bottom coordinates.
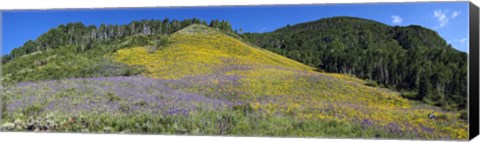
(5, 76, 236, 116)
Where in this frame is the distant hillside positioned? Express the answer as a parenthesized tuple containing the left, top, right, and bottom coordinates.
(242, 16, 467, 111)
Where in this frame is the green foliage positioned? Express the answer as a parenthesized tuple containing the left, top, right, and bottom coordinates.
(1, 95, 7, 119)
(243, 16, 467, 111)
(2, 41, 146, 84)
(459, 110, 467, 121)
(126, 35, 150, 47)
(23, 105, 43, 116)
(365, 79, 378, 87)
(56, 88, 76, 98)
(400, 91, 418, 100)
(1, 110, 430, 138)
(134, 101, 147, 107)
(87, 59, 146, 77)
(155, 36, 170, 47)
(2, 18, 235, 64)
(435, 114, 448, 120)
(107, 92, 122, 102)
(232, 103, 254, 116)
(119, 103, 132, 113)
(147, 36, 170, 54)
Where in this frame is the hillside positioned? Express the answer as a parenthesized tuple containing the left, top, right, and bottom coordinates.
(1, 24, 468, 139)
(1, 19, 237, 84)
(114, 24, 314, 80)
(242, 16, 468, 111)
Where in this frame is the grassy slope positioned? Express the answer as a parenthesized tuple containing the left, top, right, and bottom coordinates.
(1, 37, 148, 84)
(112, 25, 467, 139)
(1, 25, 467, 139)
(114, 25, 314, 80)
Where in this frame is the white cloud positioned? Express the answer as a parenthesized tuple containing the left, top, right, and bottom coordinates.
(451, 38, 469, 47)
(391, 15, 403, 24)
(458, 38, 468, 45)
(434, 10, 448, 28)
(448, 38, 468, 52)
(451, 11, 461, 18)
(452, 37, 467, 42)
(433, 10, 461, 29)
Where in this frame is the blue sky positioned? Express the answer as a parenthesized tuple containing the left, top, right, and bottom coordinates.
(1, 1, 469, 55)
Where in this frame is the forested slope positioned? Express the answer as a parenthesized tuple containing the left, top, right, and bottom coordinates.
(242, 16, 467, 111)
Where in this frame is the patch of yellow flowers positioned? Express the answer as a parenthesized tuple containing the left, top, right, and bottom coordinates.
(113, 30, 468, 140)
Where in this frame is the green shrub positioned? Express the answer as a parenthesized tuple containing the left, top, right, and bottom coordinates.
(107, 92, 122, 102)
(147, 36, 170, 54)
(1, 95, 7, 119)
(23, 105, 43, 116)
(436, 114, 448, 120)
(232, 103, 254, 116)
(459, 110, 468, 121)
(134, 101, 147, 107)
(90, 60, 146, 77)
(400, 91, 419, 100)
(119, 103, 131, 113)
(365, 79, 378, 87)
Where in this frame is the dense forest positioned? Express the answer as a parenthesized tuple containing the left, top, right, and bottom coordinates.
(242, 17, 467, 111)
(2, 18, 235, 63)
(2, 16, 468, 112)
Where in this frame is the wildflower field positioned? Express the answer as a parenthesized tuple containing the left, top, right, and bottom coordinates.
(1, 25, 468, 140)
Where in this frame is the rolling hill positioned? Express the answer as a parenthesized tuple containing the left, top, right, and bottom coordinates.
(1, 21, 468, 139)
